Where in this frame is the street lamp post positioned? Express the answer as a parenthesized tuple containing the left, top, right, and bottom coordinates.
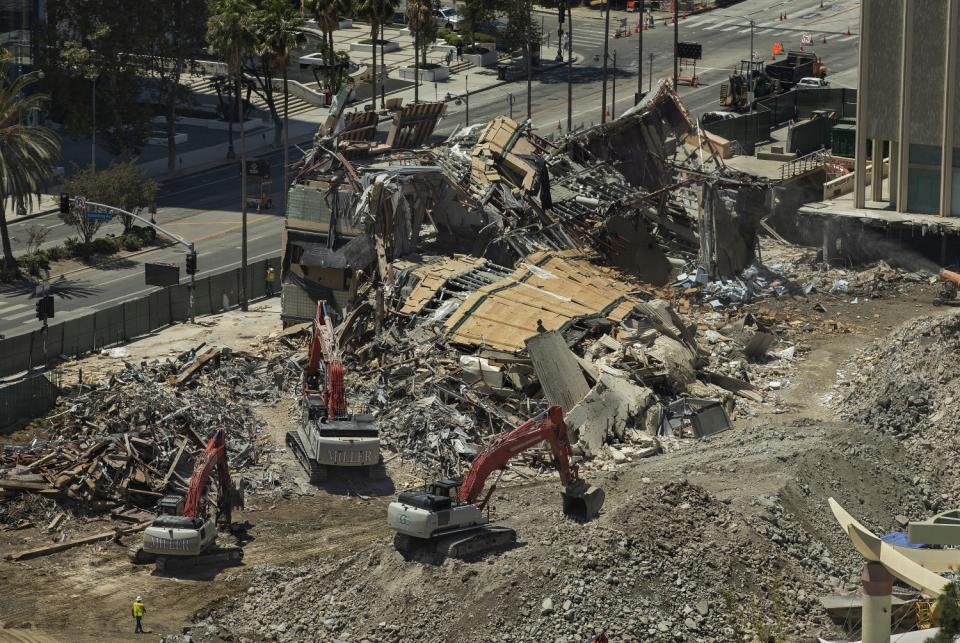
(91, 75, 97, 168)
(673, 0, 679, 88)
(567, 1, 574, 132)
(601, 0, 610, 123)
(648, 52, 654, 92)
(637, 0, 644, 94)
(748, 19, 755, 113)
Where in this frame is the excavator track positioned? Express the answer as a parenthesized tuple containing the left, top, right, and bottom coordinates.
(394, 526, 517, 563)
(285, 430, 326, 483)
(154, 544, 244, 572)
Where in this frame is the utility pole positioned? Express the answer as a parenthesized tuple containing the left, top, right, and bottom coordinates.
(648, 52, 654, 92)
(748, 19, 755, 113)
(91, 75, 96, 168)
(637, 0, 644, 94)
(601, 0, 610, 123)
(188, 242, 196, 323)
(465, 74, 470, 125)
(238, 79, 248, 312)
(567, 2, 574, 132)
(673, 0, 679, 88)
(612, 51, 617, 119)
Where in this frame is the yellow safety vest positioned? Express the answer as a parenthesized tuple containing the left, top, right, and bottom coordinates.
(132, 601, 145, 617)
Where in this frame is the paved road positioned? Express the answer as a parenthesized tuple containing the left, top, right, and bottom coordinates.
(0, 0, 860, 339)
(437, 0, 861, 134)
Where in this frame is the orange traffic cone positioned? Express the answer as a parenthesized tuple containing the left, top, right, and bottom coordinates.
(846, 26, 852, 35)
(557, 120, 562, 130)
(783, 13, 788, 19)
(643, 22, 648, 30)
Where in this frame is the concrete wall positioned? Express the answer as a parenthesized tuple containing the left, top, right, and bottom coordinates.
(909, 0, 947, 146)
(0, 373, 59, 431)
(864, 0, 903, 139)
(0, 257, 280, 379)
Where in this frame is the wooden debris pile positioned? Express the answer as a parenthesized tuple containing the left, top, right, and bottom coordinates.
(0, 345, 290, 515)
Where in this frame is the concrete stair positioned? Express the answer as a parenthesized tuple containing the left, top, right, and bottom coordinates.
(182, 75, 317, 120)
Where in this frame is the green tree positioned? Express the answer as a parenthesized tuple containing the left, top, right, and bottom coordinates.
(208, 0, 257, 152)
(62, 161, 158, 239)
(502, 0, 538, 121)
(928, 581, 960, 642)
(303, 0, 353, 90)
(356, 0, 400, 110)
(254, 0, 306, 210)
(0, 57, 61, 273)
(460, 0, 493, 55)
(41, 0, 153, 156)
(144, 0, 209, 172)
(406, 0, 436, 102)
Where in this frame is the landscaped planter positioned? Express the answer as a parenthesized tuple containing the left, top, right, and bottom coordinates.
(349, 39, 400, 54)
(338, 18, 353, 29)
(399, 64, 450, 82)
(147, 131, 188, 146)
(463, 47, 497, 68)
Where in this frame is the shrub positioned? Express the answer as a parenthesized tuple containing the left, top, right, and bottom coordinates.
(46, 246, 63, 262)
(121, 234, 143, 251)
(64, 237, 85, 258)
(18, 252, 49, 277)
(91, 236, 120, 255)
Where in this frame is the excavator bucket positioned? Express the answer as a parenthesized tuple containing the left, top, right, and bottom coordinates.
(562, 482, 605, 522)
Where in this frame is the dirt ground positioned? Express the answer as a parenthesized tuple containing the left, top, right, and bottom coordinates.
(0, 277, 949, 641)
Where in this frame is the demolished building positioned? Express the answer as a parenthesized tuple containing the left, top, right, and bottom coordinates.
(274, 80, 781, 470)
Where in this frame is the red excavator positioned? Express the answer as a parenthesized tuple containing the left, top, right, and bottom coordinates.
(286, 301, 380, 482)
(935, 269, 960, 306)
(130, 429, 243, 571)
(387, 405, 604, 561)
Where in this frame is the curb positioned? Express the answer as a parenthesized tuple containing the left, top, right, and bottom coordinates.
(7, 206, 60, 226)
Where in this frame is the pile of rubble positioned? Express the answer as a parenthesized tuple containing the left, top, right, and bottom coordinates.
(836, 310, 960, 501)
(0, 346, 292, 521)
(171, 471, 849, 643)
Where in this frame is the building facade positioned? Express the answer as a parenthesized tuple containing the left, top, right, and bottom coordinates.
(0, 0, 45, 78)
(854, 0, 960, 216)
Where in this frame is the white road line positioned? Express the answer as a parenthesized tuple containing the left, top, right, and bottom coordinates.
(838, 34, 857, 41)
(5, 308, 38, 321)
(682, 17, 712, 28)
(755, 28, 773, 34)
(737, 27, 754, 33)
(720, 25, 741, 31)
(703, 20, 731, 30)
(0, 303, 27, 315)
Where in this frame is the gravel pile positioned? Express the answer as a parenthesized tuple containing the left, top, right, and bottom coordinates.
(836, 310, 960, 501)
(170, 477, 846, 643)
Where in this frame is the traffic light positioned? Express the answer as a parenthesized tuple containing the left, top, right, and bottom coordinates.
(186, 252, 197, 275)
(59, 193, 70, 214)
(35, 295, 53, 322)
(558, 1, 565, 23)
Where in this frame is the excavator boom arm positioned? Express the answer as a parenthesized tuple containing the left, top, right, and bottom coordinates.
(182, 429, 232, 519)
(457, 405, 577, 506)
(304, 301, 347, 419)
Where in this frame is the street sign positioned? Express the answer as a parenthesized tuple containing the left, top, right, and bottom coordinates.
(676, 42, 703, 60)
(244, 159, 271, 179)
(801, 33, 812, 45)
(74, 196, 86, 212)
(145, 262, 180, 287)
(85, 211, 113, 222)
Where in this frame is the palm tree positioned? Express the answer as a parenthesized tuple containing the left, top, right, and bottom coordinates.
(0, 58, 60, 274)
(356, 0, 399, 111)
(208, 0, 256, 310)
(256, 0, 306, 213)
(303, 0, 352, 84)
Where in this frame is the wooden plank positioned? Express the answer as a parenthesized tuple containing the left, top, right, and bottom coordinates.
(0, 479, 55, 491)
(4, 521, 152, 561)
(175, 346, 221, 387)
(161, 441, 187, 489)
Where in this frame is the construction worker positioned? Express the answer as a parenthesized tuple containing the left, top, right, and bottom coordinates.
(265, 265, 277, 297)
(131, 595, 146, 634)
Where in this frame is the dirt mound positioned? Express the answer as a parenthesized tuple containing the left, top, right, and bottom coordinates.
(166, 415, 930, 643)
(835, 310, 960, 502)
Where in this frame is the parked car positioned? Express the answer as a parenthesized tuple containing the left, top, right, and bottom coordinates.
(434, 7, 462, 30)
(700, 111, 739, 126)
(796, 76, 830, 89)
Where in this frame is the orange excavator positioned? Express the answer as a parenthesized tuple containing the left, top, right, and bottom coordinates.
(935, 269, 960, 306)
(130, 429, 244, 571)
(286, 301, 380, 482)
(387, 405, 604, 561)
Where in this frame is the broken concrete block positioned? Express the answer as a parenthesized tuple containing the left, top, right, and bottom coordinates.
(565, 372, 655, 457)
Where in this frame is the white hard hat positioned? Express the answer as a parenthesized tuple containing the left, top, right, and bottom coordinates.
(136, 596, 142, 601)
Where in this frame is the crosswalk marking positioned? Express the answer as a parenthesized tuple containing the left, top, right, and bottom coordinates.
(703, 19, 732, 30)
(755, 28, 773, 35)
(720, 25, 742, 31)
(838, 34, 857, 41)
(681, 17, 712, 28)
(0, 302, 27, 315)
(4, 308, 37, 321)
